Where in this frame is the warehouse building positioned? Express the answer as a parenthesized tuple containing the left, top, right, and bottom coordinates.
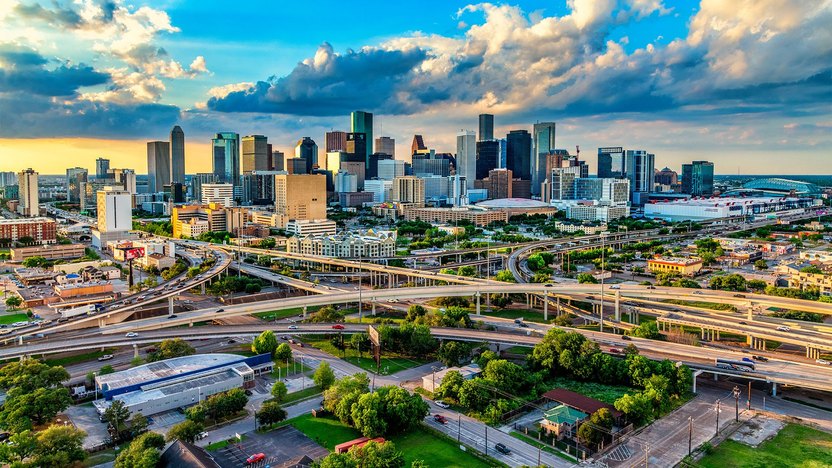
(644, 196, 820, 221)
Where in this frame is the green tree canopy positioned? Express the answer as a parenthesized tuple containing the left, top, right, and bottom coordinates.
(313, 361, 336, 390)
(148, 338, 195, 362)
(252, 330, 279, 357)
(115, 432, 165, 468)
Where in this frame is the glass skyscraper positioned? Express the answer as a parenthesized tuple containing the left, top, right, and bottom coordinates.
(681, 161, 715, 196)
(212, 132, 240, 186)
(170, 126, 185, 184)
(532, 122, 556, 197)
(506, 130, 532, 181)
(597, 147, 625, 178)
(478, 114, 494, 141)
(350, 111, 373, 165)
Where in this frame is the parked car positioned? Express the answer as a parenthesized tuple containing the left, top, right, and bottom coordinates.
(125, 332, 139, 338)
(197, 431, 209, 440)
(434, 400, 450, 409)
(495, 443, 511, 455)
(752, 355, 768, 362)
(646, 285, 656, 289)
(433, 414, 447, 424)
(331, 324, 345, 330)
(246, 453, 266, 465)
(98, 354, 114, 361)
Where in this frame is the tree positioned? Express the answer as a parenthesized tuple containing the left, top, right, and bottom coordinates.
(350, 333, 369, 357)
(483, 359, 526, 394)
(754, 259, 768, 270)
(437, 341, 471, 367)
(271, 381, 288, 402)
(314, 361, 336, 390)
(252, 330, 279, 357)
(99, 364, 115, 375)
(629, 321, 660, 340)
(494, 270, 517, 283)
(614, 392, 653, 425)
(146, 338, 196, 362)
(308, 306, 345, 323)
(458, 379, 490, 411)
(130, 413, 149, 437)
(166, 419, 204, 443)
(435, 370, 465, 401)
(103, 400, 131, 442)
(405, 305, 427, 322)
(275, 342, 293, 361)
(578, 408, 614, 448)
(324, 373, 370, 413)
(4, 296, 22, 310)
(349, 440, 405, 468)
(0, 360, 71, 432)
(0, 430, 37, 464)
(258, 401, 287, 427)
(577, 273, 598, 284)
(318, 453, 357, 468)
(33, 425, 86, 467)
(115, 432, 165, 468)
(350, 392, 387, 438)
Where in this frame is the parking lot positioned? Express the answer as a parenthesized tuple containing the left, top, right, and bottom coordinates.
(211, 426, 327, 467)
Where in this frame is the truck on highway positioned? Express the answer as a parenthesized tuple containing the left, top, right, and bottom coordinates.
(59, 304, 95, 319)
(715, 358, 755, 372)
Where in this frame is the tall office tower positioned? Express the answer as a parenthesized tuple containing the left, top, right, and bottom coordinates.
(334, 170, 358, 193)
(654, 167, 679, 187)
(544, 150, 568, 183)
(17, 168, 39, 217)
(326, 151, 347, 174)
(274, 174, 327, 222)
(412, 151, 451, 177)
(506, 130, 532, 181)
(449, 175, 467, 207)
(411, 135, 428, 155)
(597, 147, 626, 178)
(625, 150, 655, 204)
(96, 186, 132, 233)
(345, 132, 367, 163)
(192, 173, 218, 202)
(242, 135, 269, 173)
(350, 111, 373, 164)
(475, 140, 500, 180)
(681, 161, 715, 196)
(200, 183, 234, 206)
(95, 158, 110, 179)
(367, 152, 393, 180)
(66, 167, 88, 203)
(326, 131, 348, 152)
(532, 122, 556, 197)
(294, 137, 318, 173)
(0, 172, 16, 186)
(266, 143, 273, 171)
(377, 159, 406, 180)
(484, 168, 513, 199)
(375, 136, 395, 157)
(271, 150, 285, 171)
(212, 132, 240, 186)
(456, 130, 477, 190)
(287, 158, 308, 175)
(170, 125, 185, 184)
(146, 141, 171, 193)
(340, 161, 365, 190)
(478, 114, 494, 141)
(392, 176, 425, 206)
(109, 169, 137, 194)
(549, 166, 583, 200)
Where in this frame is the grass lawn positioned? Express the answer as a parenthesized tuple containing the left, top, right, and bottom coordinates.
(482, 308, 549, 323)
(546, 377, 632, 405)
(0, 313, 29, 325)
(286, 414, 361, 450)
(283, 385, 322, 404)
(44, 348, 116, 367)
(695, 424, 832, 468)
(84, 448, 118, 467)
(510, 431, 577, 463)
(302, 336, 429, 375)
(253, 306, 318, 321)
(206, 435, 247, 451)
(504, 345, 533, 355)
(662, 299, 738, 312)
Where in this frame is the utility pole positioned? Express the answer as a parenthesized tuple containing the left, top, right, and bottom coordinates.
(688, 415, 693, 458)
(747, 381, 752, 410)
(733, 386, 740, 422)
(715, 400, 720, 435)
(457, 414, 461, 443)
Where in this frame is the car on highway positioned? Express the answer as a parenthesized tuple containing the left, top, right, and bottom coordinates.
(776, 326, 790, 332)
(125, 332, 139, 338)
(817, 359, 831, 366)
(693, 290, 703, 295)
(545, 283, 553, 287)
(741, 357, 754, 363)
(433, 414, 447, 424)
(495, 443, 511, 455)
(167, 314, 178, 319)
(216, 308, 224, 313)
(752, 355, 768, 362)
(733, 294, 747, 298)
(434, 400, 450, 409)
(331, 324, 345, 330)
(246, 453, 266, 465)
(739, 321, 747, 325)
(608, 348, 621, 354)
(98, 354, 114, 361)
(622, 335, 632, 341)
(288, 325, 299, 330)
(646, 285, 656, 289)
(610, 285, 620, 289)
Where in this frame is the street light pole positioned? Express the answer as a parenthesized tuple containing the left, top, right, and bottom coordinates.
(688, 415, 692, 457)
(733, 386, 740, 422)
(600, 232, 607, 332)
(715, 400, 720, 435)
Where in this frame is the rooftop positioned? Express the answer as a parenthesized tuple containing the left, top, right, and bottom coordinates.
(648, 256, 704, 265)
(542, 405, 587, 425)
(648, 196, 806, 207)
(476, 198, 551, 209)
(542, 388, 623, 418)
(96, 353, 246, 391)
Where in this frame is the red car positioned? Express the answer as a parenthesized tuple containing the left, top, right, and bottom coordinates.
(246, 453, 266, 465)
(331, 324, 345, 330)
(433, 414, 447, 424)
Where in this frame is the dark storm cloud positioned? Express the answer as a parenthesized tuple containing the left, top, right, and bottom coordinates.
(14, 1, 83, 27)
(0, 44, 109, 96)
(207, 43, 430, 116)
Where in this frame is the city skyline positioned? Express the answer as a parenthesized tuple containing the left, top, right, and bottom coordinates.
(0, 0, 830, 174)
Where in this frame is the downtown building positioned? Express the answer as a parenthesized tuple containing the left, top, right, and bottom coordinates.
(548, 170, 631, 222)
(17, 168, 39, 217)
(92, 186, 135, 248)
(681, 161, 715, 196)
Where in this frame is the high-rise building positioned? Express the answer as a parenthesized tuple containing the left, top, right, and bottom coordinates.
(544, 150, 569, 183)
(411, 135, 428, 155)
(478, 114, 494, 141)
(192, 173, 218, 203)
(93, 186, 132, 247)
(597, 147, 626, 178)
(654, 167, 679, 187)
(377, 159, 406, 180)
(532, 122, 556, 197)
(506, 130, 532, 181)
(341, 161, 365, 190)
(456, 130, 476, 190)
(482, 168, 513, 199)
(550, 166, 583, 201)
(66, 167, 88, 203)
(17, 168, 38, 217)
(294, 137, 318, 173)
(350, 111, 373, 164)
(335, 171, 358, 193)
(625, 150, 655, 204)
(212, 132, 240, 186)
(367, 153, 393, 180)
(392, 176, 425, 206)
(170, 126, 185, 184)
(681, 161, 715, 196)
(200, 183, 234, 206)
(0, 172, 17, 187)
(274, 174, 327, 225)
(412, 151, 451, 177)
(242, 135, 269, 173)
(345, 133, 367, 163)
(326, 131, 348, 153)
(475, 140, 500, 180)
(271, 150, 285, 171)
(326, 151, 346, 174)
(95, 158, 110, 179)
(109, 169, 137, 194)
(147, 141, 171, 193)
(375, 136, 395, 158)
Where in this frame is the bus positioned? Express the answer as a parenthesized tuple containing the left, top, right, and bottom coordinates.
(715, 358, 755, 372)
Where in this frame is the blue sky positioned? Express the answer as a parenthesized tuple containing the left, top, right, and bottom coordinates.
(0, 0, 830, 174)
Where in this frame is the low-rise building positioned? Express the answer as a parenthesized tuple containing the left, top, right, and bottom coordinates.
(784, 262, 832, 297)
(10, 243, 86, 262)
(287, 230, 397, 258)
(421, 364, 481, 393)
(800, 249, 832, 263)
(54, 281, 113, 298)
(644, 196, 821, 221)
(553, 222, 608, 235)
(647, 257, 703, 276)
(539, 405, 587, 439)
(286, 219, 337, 237)
(0, 217, 57, 245)
(549, 200, 630, 222)
(179, 218, 210, 238)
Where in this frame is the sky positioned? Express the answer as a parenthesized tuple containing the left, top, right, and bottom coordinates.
(0, 0, 830, 175)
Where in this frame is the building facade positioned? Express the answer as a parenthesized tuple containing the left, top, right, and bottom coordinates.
(17, 168, 39, 217)
(170, 126, 185, 184)
(242, 134, 269, 173)
(200, 183, 234, 206)
(478, 114, 494, 141)
(456, 130, 477, 190)
(647, 257, 704, 276)
(212, 132, 240, 186)
(597, 147, 625, 179)
(350, 111, 373, 164)
(0, 218, 56, 245)
(625, 150, 655, 204)
(532, 122, 557, 197)
(66, 167, 88, 203)
(681, 160, 715, 196)
(146, 141, 171, 193)
(506, 130, 532, 181)
(375, 136, 395, 157)
(274, 174, 327, 226)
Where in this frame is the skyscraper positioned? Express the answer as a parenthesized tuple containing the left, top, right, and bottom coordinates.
(17, 168, 38, 217)
(478, 114, 494, 141)
(345, 133, 367, 163)
(375, 136, 395, 157)
(212, 132, 240, 186)
(92, 186, 132, 248)
(411, 135, 428, 155)
(170, 125, 185, 184)
(681, 161, 715, 196)
(274, 174, 327, 223)
(625, 150, 655, 204)
(146, 141, 171, 193)
(506, 130, 532, 181)
(350, 111, 373, 164)
(192, 173, 218, 203)
(242, 135, 269, 173)
(95, 158, 110, 179)
(271, 150, 285, 171)
(66, 167, 88, 203)
(326, 131, 348, 152)
(476, 140, 500, 180)
(597, 147, 626, 178)
(294, 137, 319, 174)
(532, 122, 556, 197)
(456, 130, 477, 190)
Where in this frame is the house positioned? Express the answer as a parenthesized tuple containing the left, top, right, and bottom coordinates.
(160, 440, 221, 468)
(542, 389, 624, 423)
(539, 405, 587, 439)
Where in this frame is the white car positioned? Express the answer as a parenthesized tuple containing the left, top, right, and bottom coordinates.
(610, 285, 620, 290)
(98, 354, 114, 361)
(434, 400, 450, 409)
(125, 332, 139, 338)
(776, 326, 790, 332)
(288, 325, 299, 330)
(817, 359, 831, 366)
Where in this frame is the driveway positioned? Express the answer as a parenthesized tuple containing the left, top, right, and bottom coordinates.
(65, 404, 110, 450)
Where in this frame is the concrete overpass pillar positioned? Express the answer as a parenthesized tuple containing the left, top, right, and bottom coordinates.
(372, 302, 376, 316)
(303, 306, 308, 319)
(475, 292, 481, 316)
(692, 371, 703, 394)
(556, 296, 561, 316)
(771, 382, 777, 397)
(168, 296, 174, 316)
(133, 344, 139, 358)
(544, 293, 548, 321)
(18, 336, 23, 345)
(614, 291, 620, 321)
(201, 283, 206, 294)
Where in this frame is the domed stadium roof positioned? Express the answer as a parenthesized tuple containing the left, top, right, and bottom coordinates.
(741, 178, 822, 196)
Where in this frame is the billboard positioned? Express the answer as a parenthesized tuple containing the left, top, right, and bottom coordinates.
(123, 247, 145, 260)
